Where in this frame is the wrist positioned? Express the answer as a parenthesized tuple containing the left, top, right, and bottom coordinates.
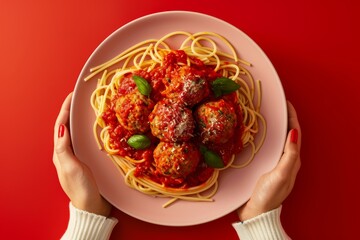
(72, 196, 111, 217)
(237, 202, 265, 221)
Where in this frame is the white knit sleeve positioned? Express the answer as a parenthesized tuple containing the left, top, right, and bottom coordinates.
(61, 202, 118, 240)
(232, 206, 290, 240)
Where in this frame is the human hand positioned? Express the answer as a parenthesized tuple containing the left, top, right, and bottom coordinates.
(53, 92, 112, 217)
(237, 101, 301, 221)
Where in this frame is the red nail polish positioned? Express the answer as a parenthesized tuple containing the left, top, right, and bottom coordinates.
(290, 129, 298, 144)
(58, 124, 65, 138)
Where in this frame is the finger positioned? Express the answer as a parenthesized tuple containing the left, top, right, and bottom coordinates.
(275, 101, 301, 174)
(287, 101, 302, 150)
(275, 129, 301, 178)
(54, 123, 79, 171)
(54, 92, 73, 144)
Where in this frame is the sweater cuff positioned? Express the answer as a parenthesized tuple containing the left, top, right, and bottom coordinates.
(61, 202, 118, 240)
(232, 206, 290, 240)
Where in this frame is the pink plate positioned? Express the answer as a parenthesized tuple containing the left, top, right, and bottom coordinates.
(70, 11, 287, 226)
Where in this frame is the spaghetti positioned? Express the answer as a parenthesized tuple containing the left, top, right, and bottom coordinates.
(85, 31, 266, 207)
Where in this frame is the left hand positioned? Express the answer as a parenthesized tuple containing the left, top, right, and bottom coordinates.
(53, 92, 112, 217)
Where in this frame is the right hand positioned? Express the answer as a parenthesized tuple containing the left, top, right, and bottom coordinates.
(237, 101, 301, 221)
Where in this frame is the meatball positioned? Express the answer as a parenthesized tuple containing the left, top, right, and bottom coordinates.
(195, 99, 237, 144)
(162, 66, 210, 106)
(115, 91, 154, 133)
(153, 141, 200, 179)
(149, 99, 195, 142)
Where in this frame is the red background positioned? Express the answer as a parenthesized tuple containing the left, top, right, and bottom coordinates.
(1, 0, 359, 239)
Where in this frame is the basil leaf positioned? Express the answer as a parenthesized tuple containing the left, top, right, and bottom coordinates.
(127, 134, 151, 149)
(204, 150, 224, 168)
(211, 77, 240, 97)
(200, 145, 224, 168)
(132, 75, 152, 97)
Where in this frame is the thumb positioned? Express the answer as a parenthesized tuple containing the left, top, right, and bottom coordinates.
(54, 124, 79, 170)
(273, 129, 299, 173)
(275, 129, 301, 184)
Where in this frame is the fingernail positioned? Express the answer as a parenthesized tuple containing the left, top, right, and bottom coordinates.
(290, 129, 298, 144)
(58, 124, 65, 138)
